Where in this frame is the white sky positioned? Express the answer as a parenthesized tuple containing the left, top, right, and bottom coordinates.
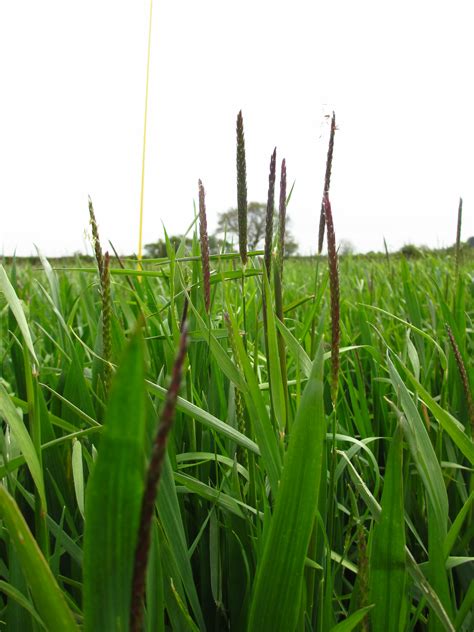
(1, 0, 473, 257)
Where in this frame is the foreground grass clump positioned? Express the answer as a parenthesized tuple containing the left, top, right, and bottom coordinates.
(0, 118, 473, 631)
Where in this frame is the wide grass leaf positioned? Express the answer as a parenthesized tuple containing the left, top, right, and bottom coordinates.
(369, 425, 406, 631)
(83, 329, 146, 631)
(0, 485, 79, 631)
(247, 341, 325, 631)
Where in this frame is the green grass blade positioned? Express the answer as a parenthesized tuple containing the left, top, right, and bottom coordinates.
(388, 357, 448, 535)
(369, 425, 407, 631)
(329, 605, 374, 632)
(0, 485, 79, 631)
(0, 579, 46, 630)
(83, 328, 146, 631)
(247, 341, 325, 631)
(0, 383, 46, 508)
(400, 362, 474, 465)
(0, 264, 38, 365)
(264, 273, 286, 431)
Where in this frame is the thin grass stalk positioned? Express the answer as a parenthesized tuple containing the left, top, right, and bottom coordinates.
(455, 197, 463, 283)
(198, 179, 211, 313)
(88, 196, 104, 280)
(318, 112, 336, 254)
(130, 316, 189, 632)
(446, 324, 474, 436)
(101, 252, 112, 395)
(236, 110, 248, 266)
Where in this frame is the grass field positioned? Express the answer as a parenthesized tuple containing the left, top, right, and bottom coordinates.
(0, 118, 473, 630)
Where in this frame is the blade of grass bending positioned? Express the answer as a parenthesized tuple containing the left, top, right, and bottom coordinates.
(369, 425, 407, 632)
(329, 605, 374, 632)
(83, 328, 147, 631)
(0, 384, 46, 508)
(0, 265, 38, 365)
(387, 357, 448, 533)
(247, 341, 325, 631)
(146, 380, 259, 454)
(0, 580, 46, 629)
(0, 485, 79, 631)
(224, 308, 282, 496)
(399, 360, 474, 465)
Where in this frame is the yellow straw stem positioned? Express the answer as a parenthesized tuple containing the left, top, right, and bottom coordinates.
(137, 0, 154, 271)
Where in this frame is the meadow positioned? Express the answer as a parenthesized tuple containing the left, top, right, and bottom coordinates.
(0, 116, 473, 631)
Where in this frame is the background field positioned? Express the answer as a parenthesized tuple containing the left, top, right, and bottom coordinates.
(0, 241, 473, 630)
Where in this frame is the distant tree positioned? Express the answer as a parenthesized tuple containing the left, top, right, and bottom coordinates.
(338, 239, 355, 255)
(144, 236, 192, 258)
(467, 236, 474, 248)
(216, 202, 299, 256)
(144, 234, 234, 258)
(399, 244, 422, 259)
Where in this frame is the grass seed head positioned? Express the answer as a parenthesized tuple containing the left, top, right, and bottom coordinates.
(318, 112, 336, 254)
(198, 179, 211, 313)
(323, 193, 340, 405)
(264, 148, 277, 277)
(88, 196, 104, 280)
(455, 196, 463, 281)
(236, 110, 248, 265)
(277, 158, 287, 272)
(446, 323, 474, 436)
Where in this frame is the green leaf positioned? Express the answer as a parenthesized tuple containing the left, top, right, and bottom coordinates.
(0, 383, 46, 508)
(0, 264, 38, 364)
(0, 579, 46, 629)
(264, 273, 286, 431)
(248, 341, 326, 631)
(369, 426, 407, 631)
(0, 485, 79, 631)
(329, 605, 374, 632)
(400, 362, 474, 465)
(388, 357, 448, 536)
(83, 328, 146, 631)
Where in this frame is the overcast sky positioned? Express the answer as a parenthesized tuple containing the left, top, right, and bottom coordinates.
(1, 1, 473, 257)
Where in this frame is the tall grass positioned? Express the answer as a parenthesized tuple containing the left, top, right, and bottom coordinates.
(0, 113, 473, 632)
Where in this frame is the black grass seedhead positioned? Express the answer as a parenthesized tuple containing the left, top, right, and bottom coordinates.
(323, 194, 340, 405)
(198, 179, 211, 313)
(277, 159, 287, 271)
(236, 110, 248, 265)
(318, 112, 336, 254)
(264, 148, 277, 277)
